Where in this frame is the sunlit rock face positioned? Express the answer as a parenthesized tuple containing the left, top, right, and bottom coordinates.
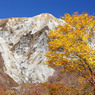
(89, 30, 95, 50)
(0, 13, 65, 84)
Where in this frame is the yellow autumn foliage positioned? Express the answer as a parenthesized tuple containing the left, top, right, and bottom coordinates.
(45, 12, 95, 78)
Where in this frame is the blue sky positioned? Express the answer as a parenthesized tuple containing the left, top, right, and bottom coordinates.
(0, 0, 95, 19)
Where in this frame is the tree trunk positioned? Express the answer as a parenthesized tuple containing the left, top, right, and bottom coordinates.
(88, 71, 95, 95)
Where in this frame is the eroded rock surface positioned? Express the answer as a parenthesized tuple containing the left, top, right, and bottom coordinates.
(0, 13, 65, 84)
(0, 53, 18, 89)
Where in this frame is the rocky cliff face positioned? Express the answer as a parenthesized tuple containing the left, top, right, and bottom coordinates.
(0, 13, 65, 84)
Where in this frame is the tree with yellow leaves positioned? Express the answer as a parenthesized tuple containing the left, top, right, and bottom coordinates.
(45, 12, 95, 94)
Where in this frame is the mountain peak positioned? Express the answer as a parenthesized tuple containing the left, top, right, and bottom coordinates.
(0, 14, 65, 84)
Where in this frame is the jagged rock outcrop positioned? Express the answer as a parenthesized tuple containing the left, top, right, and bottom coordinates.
(0, 53, 18, 89)
(0, 13, 65, 84)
